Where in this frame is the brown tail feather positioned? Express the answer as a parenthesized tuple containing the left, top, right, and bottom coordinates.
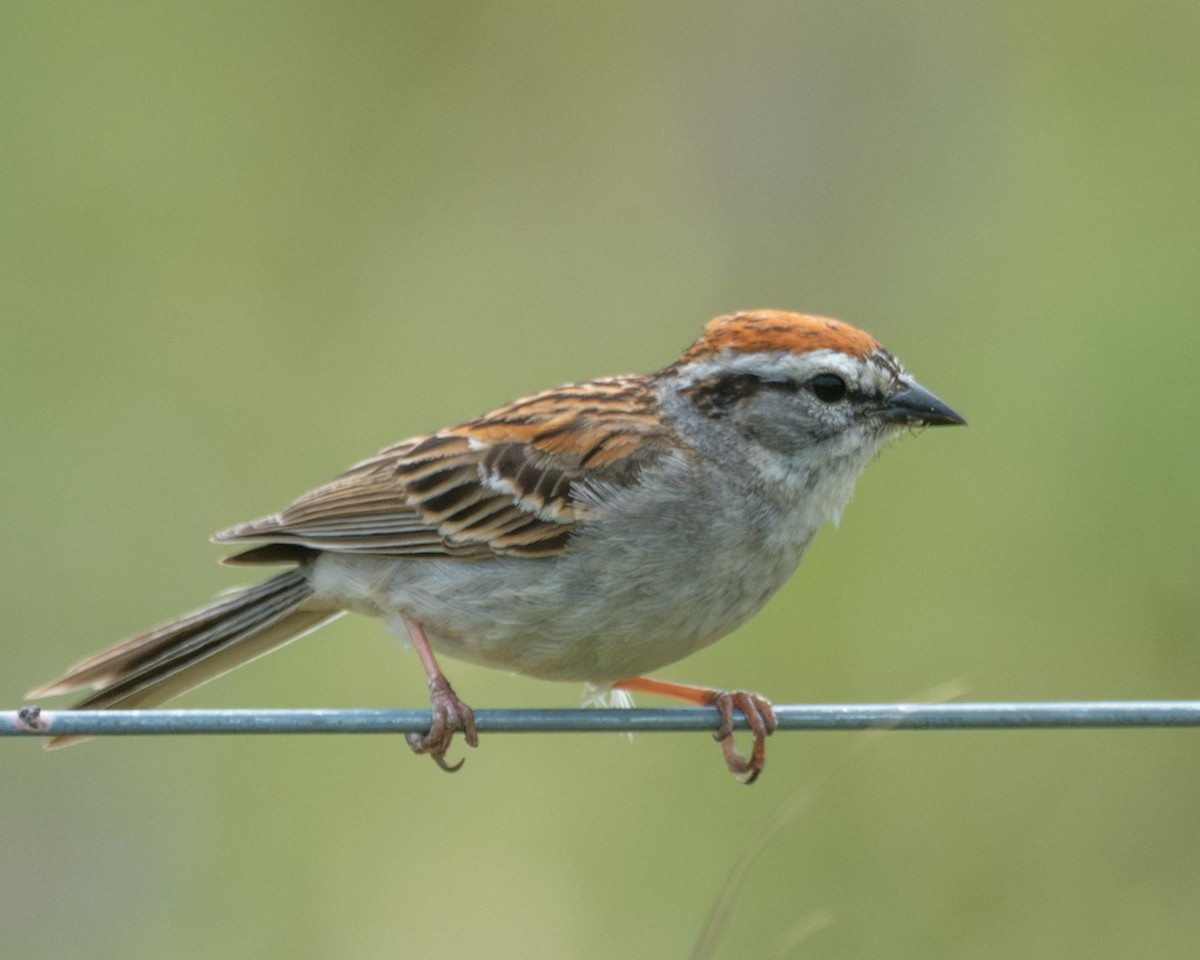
(27, 569, 343, 749)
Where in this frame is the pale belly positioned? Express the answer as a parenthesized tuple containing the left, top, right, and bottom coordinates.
(308, 533, 811, 682)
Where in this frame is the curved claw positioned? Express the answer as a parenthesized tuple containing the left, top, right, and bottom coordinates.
(406, 735, 466, 773)
(406, 674, 478, 773)
(703, 689, 777, 785)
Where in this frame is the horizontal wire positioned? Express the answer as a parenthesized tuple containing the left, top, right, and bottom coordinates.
(5, 701, 1200, 738)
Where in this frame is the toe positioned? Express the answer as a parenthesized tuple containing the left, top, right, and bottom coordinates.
(406, 676, 477, 772)
(705, 689, 775, 784)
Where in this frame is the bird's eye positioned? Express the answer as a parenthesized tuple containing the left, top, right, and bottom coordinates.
(809, 373, 848, 403)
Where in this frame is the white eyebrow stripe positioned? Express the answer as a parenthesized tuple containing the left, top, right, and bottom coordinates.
(675, 348, 900, 395)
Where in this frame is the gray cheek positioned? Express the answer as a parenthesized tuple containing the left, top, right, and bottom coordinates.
(732, 394, 843, 453)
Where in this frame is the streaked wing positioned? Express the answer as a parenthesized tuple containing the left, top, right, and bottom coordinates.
(215, 376, 670, 561)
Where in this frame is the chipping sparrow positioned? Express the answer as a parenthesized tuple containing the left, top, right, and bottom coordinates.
(28, 310, 963, 781)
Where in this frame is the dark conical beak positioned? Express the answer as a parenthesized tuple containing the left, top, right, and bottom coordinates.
(884, 376, 966, 426)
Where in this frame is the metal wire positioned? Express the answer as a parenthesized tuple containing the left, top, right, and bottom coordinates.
(5, 701, 1200, 739)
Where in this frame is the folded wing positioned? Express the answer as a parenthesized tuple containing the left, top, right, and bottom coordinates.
(215, 376, 672, 562)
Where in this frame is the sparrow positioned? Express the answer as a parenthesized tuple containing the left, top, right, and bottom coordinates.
(27, 309, 964, 782)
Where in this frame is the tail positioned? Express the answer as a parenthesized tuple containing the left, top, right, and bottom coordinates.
(26, 568, 343, 749)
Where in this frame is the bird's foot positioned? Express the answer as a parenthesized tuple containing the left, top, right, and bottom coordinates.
(702, 688, 777, 785)
(406, 674, 478, 773)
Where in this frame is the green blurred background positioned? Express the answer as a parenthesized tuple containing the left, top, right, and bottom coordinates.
(3, 3, 1199, 958)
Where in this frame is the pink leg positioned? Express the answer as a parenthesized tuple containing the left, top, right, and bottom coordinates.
(403, 616, 477, 772)
(615, 676, 777, 784)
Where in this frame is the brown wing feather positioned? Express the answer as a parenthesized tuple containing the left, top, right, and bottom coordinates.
(216, 376, 670, 562)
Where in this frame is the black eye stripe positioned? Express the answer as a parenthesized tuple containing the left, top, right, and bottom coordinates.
(687, 371, 873, 417)
(691, 373, 761, 413)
